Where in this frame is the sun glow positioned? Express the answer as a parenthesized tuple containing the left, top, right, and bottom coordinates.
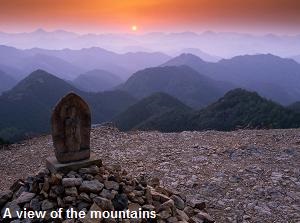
(131, 25, 138, 31)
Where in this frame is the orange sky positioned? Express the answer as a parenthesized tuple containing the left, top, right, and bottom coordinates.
(0, 0, 300, 34)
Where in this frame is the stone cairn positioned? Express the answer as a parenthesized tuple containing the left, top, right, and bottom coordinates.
(0, 93, 214, 223)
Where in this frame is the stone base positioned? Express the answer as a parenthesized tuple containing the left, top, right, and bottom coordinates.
(55, 149, 90, 163)
(46, 153, 102, 173)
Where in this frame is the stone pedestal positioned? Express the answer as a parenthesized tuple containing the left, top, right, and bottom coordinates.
(55, 149, 90, 163)
(46, 153, 102, 173)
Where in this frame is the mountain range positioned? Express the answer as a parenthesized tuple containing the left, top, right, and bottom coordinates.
(119, 65, 234, 108)
(25, 47, 171, 79)
(162, 53, 300, 105)
(185, 89, 300, 131)
(0, 45, 83, 80)
(172, 48, 221, 62)
(1, 68, 300, 142)
(1, 29, 300, 58)
(114, 89, 300, 132)
(1, 46, 300, 106)
(0, 45, 171, 81)
(0, 70, 136, 141)
(73, 69, 122, 92)
(113, 92, 191, 131)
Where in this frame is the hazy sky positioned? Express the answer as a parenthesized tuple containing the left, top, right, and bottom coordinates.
(1, 0, 300, 34)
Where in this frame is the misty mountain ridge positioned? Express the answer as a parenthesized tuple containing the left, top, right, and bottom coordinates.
(1, 69, 300, 142)
(162, 53, 300, 105)
(0, 70, 137, 141)
(1, 31, 300, 141)
(161, 53, 209, 70)
(0, 45, 83, 80)
(119, 65, 234, 108)
(114, 89, 300, 132)
(6, 69, 78, 101)
(173, 48, 221, 62)
(113, 92, 192, 131)
(1, 42, 300, 105)
(0, 44, 171, 80)
(1, 29, 300, 57)
(73, 69, 123, 92)
(292, 55, 300, 64)
(0, 70, 17, 94)
(185, 89, 300, 131)
(25, 47, 171, 79)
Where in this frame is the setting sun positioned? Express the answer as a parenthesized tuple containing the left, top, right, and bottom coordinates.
(131, 25, 138, 31)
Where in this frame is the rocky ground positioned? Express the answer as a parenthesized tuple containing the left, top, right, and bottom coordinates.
(0, 126, 300, 222)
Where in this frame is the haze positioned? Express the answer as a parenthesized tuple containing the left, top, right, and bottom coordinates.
(0, 0, 300, 34)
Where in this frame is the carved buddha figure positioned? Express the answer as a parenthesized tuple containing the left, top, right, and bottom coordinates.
(51, 93, 91, 163)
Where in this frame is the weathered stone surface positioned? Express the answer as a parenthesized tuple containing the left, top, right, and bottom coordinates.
(167, 216, 178, 222)
(46, 155, 102, 173)
(41, 199, 56, 210)
(79, 192, 92, 203)
(151, 190, 170, 203)
(15, 192, 35, 204)
(77, 201, 90, 211)
(171, 195, 185, 210)
(100, 189, 116, 200)
(79, 166, 100, 175)
(112, 193, 128, 210)
(79, 180, 104, 193)
(189, 216, 204, 223)
(63, 196, 76, 204)
(187, 198, 206, 210)
(158, 208, 172, 219)
(57, 197, 64, 207)
(9, 180, 24, 194)
(142, 204, 155, 211)
(62, 178, 83, 187)
(184, 206, 194, 217)
(177, 209, 189, 221)
(104, 180, 119, 191)
(0, 190, 13, 207)
(51, 93, 91, 163)
(93, 197, 114, 211)
(42, 177, 50, 192)
(52, 185, 64, 196)
(36, 168, 50, 178)
(65, 187, 78, 197)
(128, 202, 141, 212)
(158, 199, 175, 213)
(29, 198, 41, 211)
(193, 211, 215, 223)
(50, 173, 62, 185)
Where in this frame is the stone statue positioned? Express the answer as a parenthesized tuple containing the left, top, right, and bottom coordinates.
(51, 93, 91, 163)
(64, 106, 81, 152)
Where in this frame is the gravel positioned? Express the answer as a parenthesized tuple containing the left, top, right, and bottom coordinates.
(0, 126, 299, 222)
